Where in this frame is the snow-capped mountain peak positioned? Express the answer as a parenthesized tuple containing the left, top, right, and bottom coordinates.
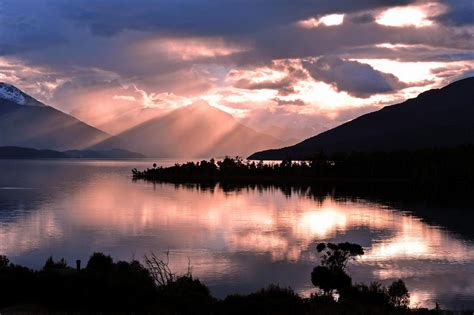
(0, 83, 45, 106)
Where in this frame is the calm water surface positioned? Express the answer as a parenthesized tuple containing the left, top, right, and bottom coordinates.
(0, 159, 473, 309)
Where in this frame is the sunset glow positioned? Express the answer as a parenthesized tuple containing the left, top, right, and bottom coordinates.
(1, 1, 474, 312)
(376, 3, 447, 27)
(298, 14, 345, 28)
(1, 0, 471, 138)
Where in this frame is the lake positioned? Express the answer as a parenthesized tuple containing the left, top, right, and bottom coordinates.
(0, 159, 473, 310)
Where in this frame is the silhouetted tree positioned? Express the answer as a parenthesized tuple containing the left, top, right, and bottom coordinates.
(311, 266, 352, 295)
(86, 252, 113, 272)
(311, 242, 364, 296)
(132, 146, 474, 189)
(0, 255, 9, 268)
(43, 256, 68, 271)
(388, 279, 410, 308)
(317, 242, 364, 271)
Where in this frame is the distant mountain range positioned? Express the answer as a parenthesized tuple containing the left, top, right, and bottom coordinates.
(1, 83, 289, 158)
(5, 78, 473, 161)
(101, 101, 289, 158)
(249, 77, 474, 160)
(0, 83, 122, 151)
(0, 146, 145, 159)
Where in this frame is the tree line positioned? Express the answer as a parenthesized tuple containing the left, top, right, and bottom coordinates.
(133, 145, 474, 184)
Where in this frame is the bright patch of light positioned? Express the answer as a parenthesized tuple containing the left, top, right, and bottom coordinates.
(320, 14, 345, 26)
(376, 6, 432, 27)
(352, 59, 474, 101)
(295, 80, 360, 109)
(375, 43, 422, 49)
(297, 14, 344, 28)
(112, 95, 137, 102)
(227, 67, 287, 84)
(298, 209, 347, 237)
(139, 37, 249, 61)
(133, 85, 191, 109)
(370, 237, 429, 258)
(354, 59, 443, 83)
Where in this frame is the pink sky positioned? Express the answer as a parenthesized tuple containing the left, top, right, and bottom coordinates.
(1, 0, 473, 139)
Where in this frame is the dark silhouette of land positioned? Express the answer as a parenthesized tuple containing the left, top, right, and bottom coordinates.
(0, 146, 68, 159)
(63, 148, 145, 159)
(249, 78, 474, 160)
(0, 246, 448, 314)
(0, 146, 146, 159)
(133, 147, 474, 185)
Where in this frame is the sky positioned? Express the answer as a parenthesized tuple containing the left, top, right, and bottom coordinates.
(1, 0, 473, 137)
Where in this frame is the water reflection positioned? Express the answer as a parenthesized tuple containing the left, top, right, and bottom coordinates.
(0, 160, 473, 309)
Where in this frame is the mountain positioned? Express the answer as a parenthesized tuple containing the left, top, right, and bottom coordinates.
(63, 148, 145, 159)
(0, 83, 121, 150)
(105, 101, 286, 158)
(0, 146, 68, 159)
(249, 77, 474, 160)
(0, 146, 145, 159)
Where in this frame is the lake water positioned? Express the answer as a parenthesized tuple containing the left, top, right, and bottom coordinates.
(0, 159, 473, 310)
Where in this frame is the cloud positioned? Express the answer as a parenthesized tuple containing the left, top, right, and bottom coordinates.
(1, 0, 472, 135)
(59, 0, 417, 37)
(113, 95, 137, 102)
(273, 98, 306, 106)
(234, 77, 296, 96)
(302, 56, 407, 98)
(434, 0, 474, 26)
(230, 60, 308, 96)
(350, 13, 375, 24)
(344, 44, 474, 63)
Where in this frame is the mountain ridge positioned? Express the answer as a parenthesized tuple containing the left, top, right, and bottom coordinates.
(0, 146, 145, 159)
(0, 83, 123, 151)
(102, 100, 287, 158)
(249, 77, 474, 160)
(0, 82, 46, 107)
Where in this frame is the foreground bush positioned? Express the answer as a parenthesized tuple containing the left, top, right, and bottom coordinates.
(0, 252, 450, 314)
(222, 285, 304, 315)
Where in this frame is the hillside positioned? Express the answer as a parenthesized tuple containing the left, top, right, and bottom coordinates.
(249, 78, 474, 160)
(0, 83, 122, 151)
(107, 101, 286, 158)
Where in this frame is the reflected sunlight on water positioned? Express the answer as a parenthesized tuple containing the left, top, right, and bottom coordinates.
(0, 159, 473, 309)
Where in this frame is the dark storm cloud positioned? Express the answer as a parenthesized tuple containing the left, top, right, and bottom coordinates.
(59, 0, 417, 37)
(302, 56, 407, 98)
(235, 77, 297, 95)
(350, 13, 376, 24)
(243, 18, 474, 65)
(0, 0, 67, 55)
(434, 0, 474, 26)
(2, 0, 471, 75)
(233, 65, 307, 96)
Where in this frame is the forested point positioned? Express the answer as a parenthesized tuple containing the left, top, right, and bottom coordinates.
(132, 146, 474, 184)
